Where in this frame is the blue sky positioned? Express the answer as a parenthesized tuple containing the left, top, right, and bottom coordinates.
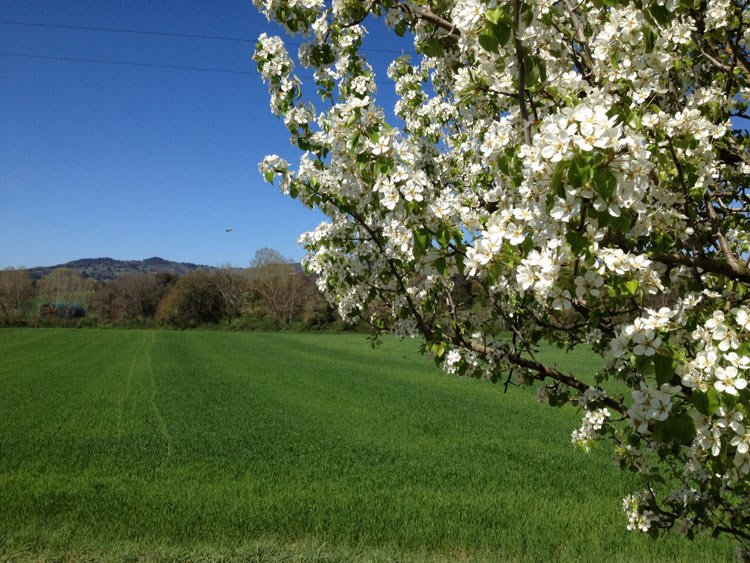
(0, 1, 409, 268)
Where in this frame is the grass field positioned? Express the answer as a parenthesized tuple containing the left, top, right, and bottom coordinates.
(0, 329, 733, 561)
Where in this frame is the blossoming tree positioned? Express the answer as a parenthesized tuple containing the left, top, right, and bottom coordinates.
(251, 0, 750, 551)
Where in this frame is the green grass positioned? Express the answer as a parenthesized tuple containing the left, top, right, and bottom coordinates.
(0, 329, 733, 561)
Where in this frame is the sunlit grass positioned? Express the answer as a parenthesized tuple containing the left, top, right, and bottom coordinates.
(0, 329, 732, 561)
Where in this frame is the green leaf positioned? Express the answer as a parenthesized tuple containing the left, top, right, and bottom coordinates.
(263, 171, 275, 183)
(595, 211, 613, 229)
(652, 413, 695, 446)
(432, 342, 446, 358)
(524, 55, 540, 87)
(413, 229, 431, 260)
(345, 111, 359, 127)
(421, 39, 442, 57)
(565, 230, 588, 254)
(454, 253, 465, 274)
(497, 154, 511, 175)
(549, 391, 570, 407)
(434, 257, 447, 275)
(486, 7, 504, 24)
(521, 236, 533, 256)
(648, 3, 671, 25)
(722, 393, 738, 410)
(610, 212, 632, 234)
(627, 111, 642, 130)
(520, 3, 533, 26)
(567, 157, 592, 188)
(654, 352, 674, 386)
(593, 167, 617, 200)
(624, 279, 639, 295)
(523, 56, 546, 88)
(551, 161, 567, 198)
(436, 226, 452, 248)
(634, 355, 654, 376)
(693, 388, 720, 416)
(377, 161, 393, 176)
(478, 29, 499, 53)
(491, 21, 511, 46)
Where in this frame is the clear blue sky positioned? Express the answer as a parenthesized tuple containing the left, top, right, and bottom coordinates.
(0, 1, 408, 268)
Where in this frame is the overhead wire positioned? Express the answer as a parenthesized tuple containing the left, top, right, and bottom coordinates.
(0, 19, 415, 84)
(0, 20, 417, 56)
(0, 51, 397, 85)
(0, 52, 263, 76)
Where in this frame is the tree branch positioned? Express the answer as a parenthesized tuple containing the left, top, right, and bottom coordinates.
(704, 192, 750, 280)
(513, 0, 532, 145)
(468, 340, 628, 416)
(653, 252, 750, 284)
(561, 0, 596, 81)
(415, 7, 459, 36)
(348, 210, 435, 339)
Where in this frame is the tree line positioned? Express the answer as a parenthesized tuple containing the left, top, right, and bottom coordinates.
(0, 248, 342, 330)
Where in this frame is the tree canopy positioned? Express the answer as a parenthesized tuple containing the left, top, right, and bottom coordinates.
(252, 0, 750, 552)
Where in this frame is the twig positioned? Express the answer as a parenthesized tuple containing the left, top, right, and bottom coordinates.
(513, 0, 532, 145)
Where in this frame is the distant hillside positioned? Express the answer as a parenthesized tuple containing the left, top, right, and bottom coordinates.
(27, 257, 214, 281)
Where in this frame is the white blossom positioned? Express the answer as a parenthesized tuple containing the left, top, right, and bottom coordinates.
(253, 0, 750, 546)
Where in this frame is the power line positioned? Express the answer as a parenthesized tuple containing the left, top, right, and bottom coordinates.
(1, 19, 260, 43)
(0, 20, 416, 56)
(0, 51, 397, 85)
(0, 52, 261, 76)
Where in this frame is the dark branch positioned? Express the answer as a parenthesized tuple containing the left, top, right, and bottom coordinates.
(416, 7, 459, 36)
(513, 0, 532, 145)
(469, 340, 628, 416)
(653, 252, 750, 284)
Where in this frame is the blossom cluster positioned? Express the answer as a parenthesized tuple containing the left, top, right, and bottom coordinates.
(253, 33, 301, 115)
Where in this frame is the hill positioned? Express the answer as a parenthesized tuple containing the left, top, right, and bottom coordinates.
(26, 257, 214, 281)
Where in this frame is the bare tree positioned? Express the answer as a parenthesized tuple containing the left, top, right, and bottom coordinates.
(247, 248, 307, 327)
(90, 273, 170, 322)
(156, 271, 225, 327)
(37, 268, 94, 308)
(211, 266, 248, 320)
(0, 268, 35, 322)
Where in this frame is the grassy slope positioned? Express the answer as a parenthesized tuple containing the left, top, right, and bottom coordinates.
(0, 329, 732, 561)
